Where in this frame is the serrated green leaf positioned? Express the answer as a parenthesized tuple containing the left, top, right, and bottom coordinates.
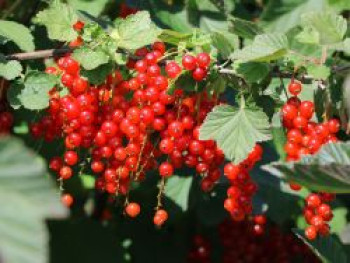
(0, 136, 67, 263)
(111, 11, 161, 50)
(199, 104, 272, 164)
(73, 47, 109, 70)
(260, 0, 328, 33)
(307, 64, 331, 79)
(34, 1, 78, 42)
(80, 62, 113, 85)
(231, 33, 289, 62)
(0, 60, 22, 80)
(300, 11, 347, 45)
(16, 71, 58, 110)
(263, 142, 350, 193)
(293, 229, 347, 263)
(211, 31, 238, 59)
(234, 62, 270, 83)
(228, 16, 264, 39)
(0, 20, 34, 51)
(67, 0, 109, 17)
(158, 29, 192, 46)
(164, 176, 193, 211)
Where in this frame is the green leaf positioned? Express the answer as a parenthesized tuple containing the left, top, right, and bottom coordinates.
(73, 47, 109, 70)
(293, 229, 347, 263)
(80, 174, 96, 189)
(80, 62, 113, 85)
(111, 11, 161, 50)
(164, 176, 193, 211)
(0, 60, 22, 80)
(34, 1, 78, 42)
(199, 104, 272, 164)
(67, 0, 109, 17)
(211, 31, 238, 59)
(158, 29, 192, 46)
(10, 71, 58, 110)
(263, 142, 350, 193)
(299, 11, 347, 45)
(233, 61, 270, 83)
(306, 64, 331, 80)
(0, 136, 67, 263)
(231, 33, 289, 62)
(0, 20, 34, 51)
(228, 16, 264, 39)
(260, 0, 328, 33)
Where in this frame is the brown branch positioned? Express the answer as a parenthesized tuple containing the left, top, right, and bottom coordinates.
(5, 47, 73, 61)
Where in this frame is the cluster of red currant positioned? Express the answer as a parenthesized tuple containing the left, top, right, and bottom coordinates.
(188, 219, 320, 263)
(281, 80, 339, 239)
(29, 34, 237, 226)
(223, 144, 263, 221)
(304, 192, 335, 240)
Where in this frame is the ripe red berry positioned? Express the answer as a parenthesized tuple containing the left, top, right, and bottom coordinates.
(64, 151, 78, 166)
(182, 54, 197, 70)
(328, 119, 340, 134)
(159, 162, 174, 177)
(306, 194, 322, 209)
(305, 225, 317, 240)
(61, 193, 74, 207)
(196, 53, 211, 68)
(125, 202, 141, 218)
(153, 209, 168, 226)
(59, 166, 73, 180)
(192, 67, 207, 82)
(299, 101, 314, 119)
(281, 104, 298, 120)
(288, 81, 302, 96)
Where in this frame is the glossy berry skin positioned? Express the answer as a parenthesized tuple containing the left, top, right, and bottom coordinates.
(192, 67, 207, 82)
(59, 166, 73, 180)
(281, 104, 298, 120)
(288, 81, 302, 96)
(182, 54, 197, 70)
(159, 162, 174, 177)
(328, 119, 340, 133)
(305, 225, 317, 240)
(153, 209, 168, 226)
(125, 203, 141, 218)
(196, 53, 211, 68)
(64, 151, 78, 166)
(61, 194, 74, 207)
(306, 194, 321, 209)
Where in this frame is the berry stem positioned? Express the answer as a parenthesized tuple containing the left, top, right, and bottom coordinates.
(156, 177, 166, 209)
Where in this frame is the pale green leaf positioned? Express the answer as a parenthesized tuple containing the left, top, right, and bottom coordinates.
(261, 0, 328, 33)
(34, 1, 78, 42)
(67, 0, 109, 17)
(0, 60, 22, 80)
(11, 72, 58, 110)
(80, 62, 113, 85)
(300, 11, 347, 45)
(293, 230, 347, 263)
(228, 16, 264, 39)
(0, 20, 34, 51)
(231, 33, 289, 62)
(73, 47, 109, 70)
(211, 31, 238, 59)
(164, 176, 193, 211)
(0, 136, 67, 263)
(234, 61, 270, 83)
(306, 64, 331, 80)
(199, 105, 272, 164)
(263, 142, 350, 193)
(111, 11, 161, 50)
